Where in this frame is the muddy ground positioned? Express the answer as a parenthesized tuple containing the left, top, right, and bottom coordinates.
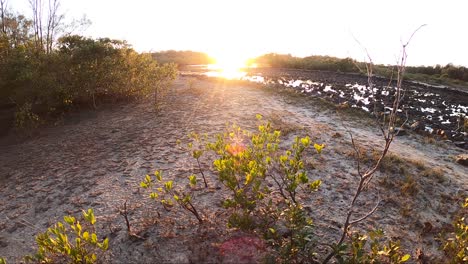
(0, 76, 467, 263)
(244, 68, 468, 149)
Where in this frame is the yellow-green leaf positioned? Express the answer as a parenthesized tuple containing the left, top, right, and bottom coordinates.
(314, 143, 324, 154)
(401, 254, 410, 262)
(165, 181, 173, 191)
(189, 175, 197, 186)
(301, 136, 310, 146)
(309, 179, 322, 191)
(102, 238, 109, 250)
(63, 216, 75, 225)
(154, 170, 162, 181)
(245, 173, 253, 185)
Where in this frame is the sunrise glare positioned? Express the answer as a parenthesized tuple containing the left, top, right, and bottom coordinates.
(207, 54, 248, 79)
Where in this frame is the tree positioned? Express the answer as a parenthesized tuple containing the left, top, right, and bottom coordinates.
(29, 0, 63, 53)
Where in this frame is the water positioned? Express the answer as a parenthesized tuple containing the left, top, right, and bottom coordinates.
(181, 65, 468, 144)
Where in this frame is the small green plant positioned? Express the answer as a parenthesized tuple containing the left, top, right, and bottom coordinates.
(25, 209, 108, 264)
(205, 115, 322, 230)
(140, 170, 203, 223)
(334, 229, 410, 264)
(0, 257, 6, 264)
(205, 115, 322, 260)
(187, 132, 209, 187)
(440, 198, 468, 263)
(266, 204, 317, 263)
(273, 136, 322, 205)
(206, 119, 279, 229)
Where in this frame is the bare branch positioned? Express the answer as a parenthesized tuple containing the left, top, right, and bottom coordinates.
(322, 25, 425, 263)
(349, 194, 381, 225)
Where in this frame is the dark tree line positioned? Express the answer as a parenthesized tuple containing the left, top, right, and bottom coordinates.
(0, 1, 176, 132)
(151, 50, 214, 66)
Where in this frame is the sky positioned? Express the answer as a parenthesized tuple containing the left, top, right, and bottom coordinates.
(11, 0, 468, 67)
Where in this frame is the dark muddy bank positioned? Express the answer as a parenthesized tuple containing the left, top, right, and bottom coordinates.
(243, 68, 468, 149)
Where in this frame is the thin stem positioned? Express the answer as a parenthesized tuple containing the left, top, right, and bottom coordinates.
(196, 157, 208, 188)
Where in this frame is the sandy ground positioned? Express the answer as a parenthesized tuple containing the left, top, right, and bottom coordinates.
(0, 76, 467, 263)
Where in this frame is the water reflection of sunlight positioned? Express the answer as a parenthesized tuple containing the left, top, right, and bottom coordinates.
(207, 54, 247, 79)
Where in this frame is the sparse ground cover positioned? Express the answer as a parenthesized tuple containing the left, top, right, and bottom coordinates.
(0, 76, 466, 263)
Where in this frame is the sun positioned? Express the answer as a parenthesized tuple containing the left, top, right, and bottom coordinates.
(207, 53, 248, 79)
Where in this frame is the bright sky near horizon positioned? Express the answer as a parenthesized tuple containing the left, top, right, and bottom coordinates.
(12, 0, 468, 67)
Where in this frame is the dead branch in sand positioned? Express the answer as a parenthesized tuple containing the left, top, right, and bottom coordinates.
(322, 25, 426, 263)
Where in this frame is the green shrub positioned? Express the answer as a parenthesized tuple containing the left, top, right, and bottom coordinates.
(440, 198, 468, 263)
(25, 209, 108, 264)
(140, 170, 203, 223)
(334, 229, 410, 264)
(14, 102, 41, 131)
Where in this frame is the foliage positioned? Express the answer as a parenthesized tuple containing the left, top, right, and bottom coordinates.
(140, 170, 203, 223)
(24, 209, 108, 264)
(205, 115, 320, 230)
(333, 229, 410, 264)
(254, 53, 359, 73)
(439, 198, 468, 263)
(187, 132, 209, 187)
(14, 102, 41, 130)
(151, 50, 214, 66)
(201, 115, 321, 261)
(0, 257, 6, 264)
(0, 4, 177, 132)
(265, 204, 316, 263)
(140, 116, 323, 261)
(253, 53, 468, 89)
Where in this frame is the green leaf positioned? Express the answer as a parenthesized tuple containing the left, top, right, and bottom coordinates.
(140, 182, 148, 188)
(299, 172, 308, 184)
(173, 195, 179, 201)
(301, 136, 311, 146)
(165, 181, 173, 191)
(401, 254, 411, 262)
(91, 233, 97, 244)
(76, 222, 82, 233)
(155, 170, 162, 181)
(309, 179, 322, 191)
(182, 195, 191, 203)
(245, 173, 253, 185)
(256, 114, 262, 120)
(150, 192, 158, 199)
(101, 238, 109, 251)
(314, 143, 324, 154)
(83, 231, 90, 240)
(63, 216, 75, 225)
(145, 174, 151, 183)
(189, 175, 197, 186)
(193, 150, 203, 159)
(83, 209, 96, 225)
